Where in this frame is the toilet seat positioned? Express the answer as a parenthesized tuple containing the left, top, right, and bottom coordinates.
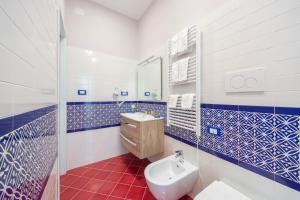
(194, 181, 251, 200)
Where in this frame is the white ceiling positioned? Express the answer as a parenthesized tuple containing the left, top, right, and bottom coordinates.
(90, 0, 154, 20)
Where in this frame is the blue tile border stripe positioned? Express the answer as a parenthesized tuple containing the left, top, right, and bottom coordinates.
(0, 105, 57, 137)
(66, 101, 167, 133)
(67, 101, 167, 105)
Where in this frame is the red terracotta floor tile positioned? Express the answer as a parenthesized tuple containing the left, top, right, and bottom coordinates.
(143, 189, 156, 200)
(103, 163, 116, 171)
(83, 179, 105, 193)
(126, 186, 145, 200)
(97, 181, 117, 195)
(90, 193, 107, 200)
(120, 174, 135, 185)
(70, 177, 90, 189)
(110, 184, 130, 198)
(72, 191, 94, 200)
(68, 167, 89, 176)
(130, 159, 144, 167)
(60, 174, 80, 187)
(132, 176, 147, 187)
(94, 170, 111, 180)
(126, 166, 140, 175)
(137, 168, 145, 176)
(82, 169, 100, 178)
(113, 164, 128, 173)
(107, 196, 124, 200)
(106, 172, 123, 182)
(60, 187, 80, 200)
(60, 185, 68, 193)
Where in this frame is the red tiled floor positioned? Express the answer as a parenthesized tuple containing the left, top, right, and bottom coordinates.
(133, 176, 147, 187)
(83, 179, 105, 193)
(106, 172, 123, 182)
(94, 170, 111, 180)
(82, 168, 100, 178)
(120, 174, 135, 185)
(70, 177, 90, 189)
(143, 189, 156, 200)
(60, 185, 68, 193)
(90, 193, 107, 200)
(60, 187, 80, 200)
(60, 153, 192, 200)
(73, 191, 94, 200)
(126, 166, 140, 175)
(110, 184, 130, 198)
(97, 182, 117, 195)
(126, 186, 145, 200)
(60, 174, 80, 187)
(68, 167, 89, 176)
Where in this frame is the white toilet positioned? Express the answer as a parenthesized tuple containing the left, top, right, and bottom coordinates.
(194, 181, 252, 200)
(144, 154, 198, 200)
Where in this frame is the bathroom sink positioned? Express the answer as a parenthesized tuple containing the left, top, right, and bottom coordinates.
(120, 112, 163, 122)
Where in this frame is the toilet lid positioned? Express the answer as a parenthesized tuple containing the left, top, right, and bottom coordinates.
(194, 181, 251, 200)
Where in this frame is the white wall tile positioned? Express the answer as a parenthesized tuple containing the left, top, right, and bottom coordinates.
(67, 127, 128, 170)
(66, 46, 137, 102)
(0, 82, 14, 118)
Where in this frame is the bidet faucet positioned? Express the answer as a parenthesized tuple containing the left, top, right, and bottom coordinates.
(175, 150, 184, 163)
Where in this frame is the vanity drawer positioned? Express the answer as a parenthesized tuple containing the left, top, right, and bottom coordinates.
(120, 117, 139, 129)
(120, 117, 139, 135)
(120, 125, 139, 142)
(120, 133, 141, 158)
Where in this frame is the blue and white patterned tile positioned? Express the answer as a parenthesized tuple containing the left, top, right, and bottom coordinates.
(239, 123, 255, 139)
(224, 110, 239, 124)
(274, 114, 299, 184)
(255, 112, 274, 129)
(213, 109, 225, 121)
(0, 108, 57, 200)
(240, 111, 255, 125)
(239, 133, 255, 165)
(201, 108, 214, 119)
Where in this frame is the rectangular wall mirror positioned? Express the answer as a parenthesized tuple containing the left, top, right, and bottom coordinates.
(137, 57, 162, 100)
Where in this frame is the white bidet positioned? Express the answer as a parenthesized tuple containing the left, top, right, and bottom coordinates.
(144, 154, 198, 200)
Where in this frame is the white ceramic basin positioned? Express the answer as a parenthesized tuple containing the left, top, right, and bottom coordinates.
(145, 155, 199, 200)
(120, 112, 163, 122)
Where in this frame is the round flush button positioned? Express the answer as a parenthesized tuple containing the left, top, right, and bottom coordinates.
(245, 77, 258, 88)
(230, 75, 245, 89)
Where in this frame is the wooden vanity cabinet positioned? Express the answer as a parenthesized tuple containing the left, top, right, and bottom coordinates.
(120, 116, 164, 159)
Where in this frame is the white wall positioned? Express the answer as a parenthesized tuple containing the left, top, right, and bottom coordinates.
(138, 0, 229, 59)
(0, 0, 59, 118)
(200, 0, 300, 107)
(139, 0, 300, 199)
(65, 0, 138, 60)
(67, 127, 128, 170)
(66, 46, 137, 102)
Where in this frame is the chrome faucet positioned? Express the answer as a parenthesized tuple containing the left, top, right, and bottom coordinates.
(175, 150, 184, 163)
